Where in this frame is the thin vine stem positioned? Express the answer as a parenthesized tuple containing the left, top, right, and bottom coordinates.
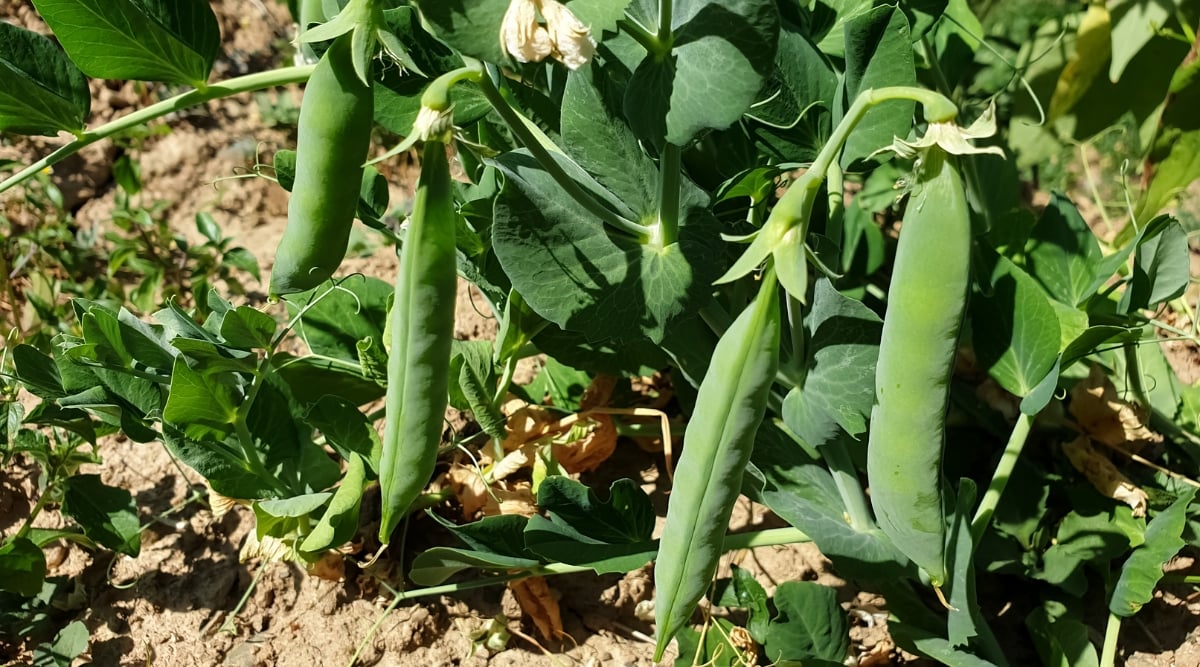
(0, 65, 316, 195)
(1099, 611, 1121, 667)
(970, 412, 1035, 546)
(657, 142, 681, 247)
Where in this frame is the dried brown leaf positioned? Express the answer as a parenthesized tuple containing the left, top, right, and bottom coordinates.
(305, 551, 346, 582)
(445, 463, 491, 519)
(579, 375, 617, 410)
(509, 576, 564, 642)
(1070, 365, 1163, 454)
(556, 415, 617, 474)
(1062, 436, 1149, 517)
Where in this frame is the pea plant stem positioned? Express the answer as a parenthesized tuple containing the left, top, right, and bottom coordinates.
(233, 352, 288, 495)
(348, 526, 808, 667)
(819, 440, 876, 532)
(1162, 574, 1200, 584)
(474, 72, 650, 240)
(657, 143, 681, 247)
(1099, 611, 1121, 667)
(970, 412, 1035, 546)
(0, 65, 316, 195)
(658, 0, 674, 46)
(619, 16, 661, 55)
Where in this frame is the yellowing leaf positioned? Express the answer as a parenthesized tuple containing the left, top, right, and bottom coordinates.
(1049, 3, 1112, 121)
(1062, 436, 1148, 517)
(509, 576, 564, 642)
(1069, 365, 1162, 454)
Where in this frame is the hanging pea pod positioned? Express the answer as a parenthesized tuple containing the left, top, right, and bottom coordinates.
(866, 145, 970, 587)
(653, 266, 781, 659)
(377, 135, 457, 544)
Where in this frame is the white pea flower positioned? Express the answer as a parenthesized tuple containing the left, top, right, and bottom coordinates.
(540, 0, 596, 70)
(884, 103, 1006, 159)
(501, 0, 552, 64)
(415, 104, 455, 143)
(500, 0, 596, 70)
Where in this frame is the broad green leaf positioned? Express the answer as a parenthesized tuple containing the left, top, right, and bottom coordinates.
(1118, 216, 1190, 313)
(1110, 487, 1197, 616)
(712, 565, 770, 643)
(433, 513, 538, 560)
(1026, 606, 1100, 667)
(537, 476, 655, 543)
(1025, 193, 1103, 307)
(32, 0, 220, 87)
(839, 5, 916, 168)
(171, 338, 257, 375)
(0, 21, 90, 135)
(522, 356, 590, 412)
(562, 63, 659, 212)
(24, 528, 96, 550)
(272, 353, 386, 406)
(409, 547, 541, 586)
(523, 515, 656, 574)
(13, 345, 66, 399)
(248, 373, 339, 494)
(532, 325, 671, 377)
(304, 395, 382, 472)
(782, 279, 882, 448)
(747, 425, 910, 581)
(675, 618, 743, 667)
(890, 621, 1001, 667)
(411, 0, 510, 64)
(287, 276, 391, 362)
(254, 492, 332, 539)
(162, 424, 276, 500)
(0, 538, 47, 596)
(568, 0, 633, 35)
(447, 341, 506, 440)
(491, 150, 721, 343)
(163, 357, 238, 428)
(219, 306, 276, 350)
(623, 0, 780, 146)
(32, 620, 89, 667)
(971, 254, 1061, 399)
(945, 480, 1003, 659)
(763, 581, 849, 665)
(1039, 505, 1136, 597)
(1108, 0, 1174, 82)
(301, 453, 368, 553)
(61, 474, 140, 556)
(746, 26, 838, 161)
(1137, 49, 1200, 220)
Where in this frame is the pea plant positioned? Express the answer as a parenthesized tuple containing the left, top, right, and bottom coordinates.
(3, 0, 1200, 665)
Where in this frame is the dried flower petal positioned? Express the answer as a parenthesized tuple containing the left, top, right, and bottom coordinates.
(501, 0, 552, 64)
(541, 0, 596, 69)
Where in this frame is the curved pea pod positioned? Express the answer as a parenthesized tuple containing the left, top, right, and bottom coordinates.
(653, 268, 781, 659)
(866, 146, 969, 587)
(377, 140, 457, 544)
(270, 33, 373, 296)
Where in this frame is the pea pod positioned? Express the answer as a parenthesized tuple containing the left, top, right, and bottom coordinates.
(866, 146, 969, 587)
(377, 139, 457, 544)
(653, 268, 781, 659)
(270, 33, 373, 296)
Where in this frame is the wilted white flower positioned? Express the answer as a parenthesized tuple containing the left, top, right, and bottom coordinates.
(541, 0, 596, 70)
(884, 103, 1006, 159)
(501, 0, 552, 64)
(414, 104, 455, 143)
(500, 0, 595, 70)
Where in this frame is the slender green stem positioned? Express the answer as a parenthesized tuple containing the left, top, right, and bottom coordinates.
(618, 17, 661, 55)
(1161, 575, 1200, 584)
(234, 352, 288, 494)
(219, 563, 269, 634)
(784, 294, 806, 379)
(1099, 611, 1121, 667)
(15, 484, 55, 540)
(0, 66, 316, 195)
(474, 74, 649, 239)
(492, 355, 518, 407)
(970, 412, 1035, 546)
(347, 526, 808, 666)
(825, 161, 845, 249)
(658, 0, 674, 46)
(657, 143, 681, 247)
(1123, 341, 1153, 411)
(817, 441, 875, 532)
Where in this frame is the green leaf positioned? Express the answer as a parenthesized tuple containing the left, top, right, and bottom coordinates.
(162, 357, 238, 428)
(1026, 605, 1100, 667)
(61, 474, 141, 556)
(1039, 505, 1135, 596)
(31, 0, 220, 87)
(782, 278, 882, 448)
(712, 565, 770, 643)
(491, 150, 721, 343)
(13, 345, 66, 399)
(945, 480, 1002, 659)
(248, 373, 339, 494)
(448, 341, 506, 440)
(624, 0, 780, 146)
(522, 356, 590, 411)
(890, 621, 1001, 667)
(409, 547, 541, 586)
(523, 515, 656, 574)
(1108, 0, 1173, 83)
(1025, 193, 1103, 308)
(1137, 48, 1200, 220)
(287, 277, 391, 362)
(1110, 487, 1197, 616)
(0, 538, 47, 596)
(1118, 216, 1190, 314)
(746, 26, 838, 161)
(0, 21, 90, 135)
(222, 247, 261, 282)
(763, 581, 849, 664)
(300, 454, 368, 553)
(537, 476, 655, 543)
(162, 424, 275, 500)
(219, 306, 276, 350)
(412, 0, 510, 64)
(254, 492, 332, 539)
(839, 5, 916, 168)
(304, 395, 382, 473)
(971, 254, 1061, 398)
(32, 620, 89, 667)
(674, 618, 743, 667)
(272, 353, 386, 406)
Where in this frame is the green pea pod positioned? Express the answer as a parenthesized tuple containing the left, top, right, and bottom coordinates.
(866, 146, 969, 587)
(654, 267, 781, 659)
(378, 140, 457, 544)
(270, 33, 373, 296)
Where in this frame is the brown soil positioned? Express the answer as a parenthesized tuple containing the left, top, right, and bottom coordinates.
(2, 2, 1199, 666)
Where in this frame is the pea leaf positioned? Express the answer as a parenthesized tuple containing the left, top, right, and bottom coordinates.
(61, 475, 141, 556)
(491, 150, 721, 343)
(286, 276, 391, 363)
(523, 515, 657, 574)
(0, 22, 90, 135)
(31, 0, 220, 87)
(1137, 47, 1200, 220)
(782, 278, 882, 448)
(536, 476, 655, 543)
(970, 254, 1061, 403)
(219, 306, 276, 350)
(300, 454, 368, 554)
(1118, 215, 1190, 314)
(762, 581, 849, 665)
(712, 565, 770, 643)
(1110, 487, 1197, 617)
(1026, 605, 1100, 667)
(1025, 193, 1103, 308)
(0, 538, 47, 596)
(162, 357, 238, 428)
(409, 547, 542, 586)
(32, 620, 89, 667)
(623, 0, 780, 147)
(304, 395, 382, 472)
(162, 424, 276, 500)
(839, 5, 916, 168)
(746, 26, 838, 161)
(890, 621, 1002, 667)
